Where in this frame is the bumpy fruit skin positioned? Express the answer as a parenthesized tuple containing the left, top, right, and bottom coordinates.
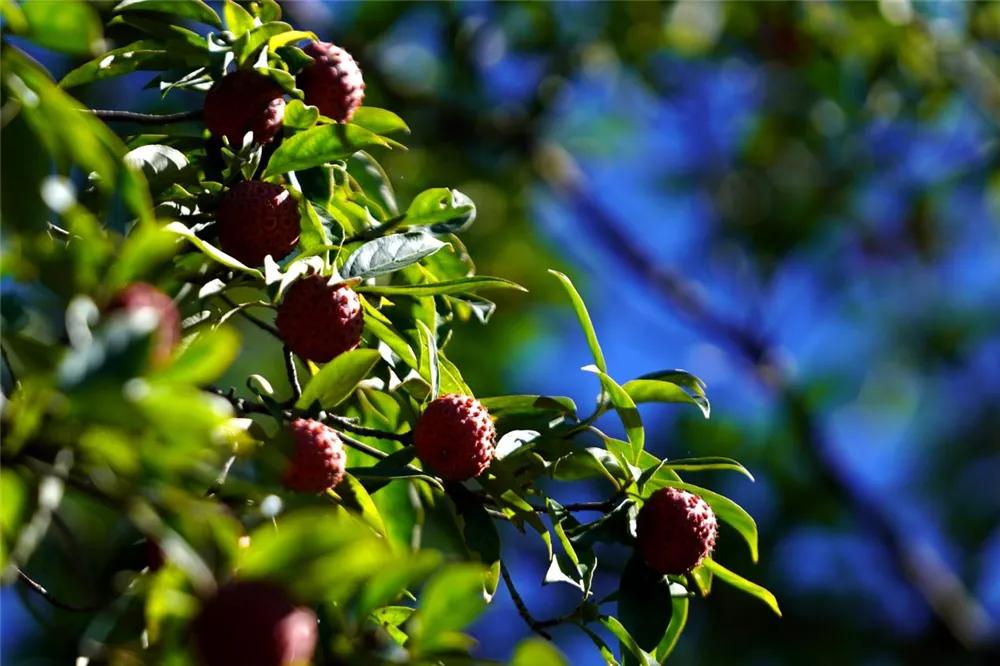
(276, 276, 363, 363)
(283, 418, 346, 493)
(636, 487, 718, 575)
(414, 394, 496, 481)
(217, 181, 300, 267)
(297, 41, 365, 122)
(192, 581, 317, 666)
(203, 70, 285, 145)
(107, 283, 181, 366)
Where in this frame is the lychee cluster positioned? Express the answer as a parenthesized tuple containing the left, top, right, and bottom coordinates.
(414, 394, 496, 481)
(282, 418, 346, 493)
(107, 282, 181, 366)
(635, 487, 718, 575)
(276, 276, 363, 363)
(216, 181, 300, 267)
(192, 580, 318, 666)
(203, 70, 286, 146)
(297, 41, 365, 122)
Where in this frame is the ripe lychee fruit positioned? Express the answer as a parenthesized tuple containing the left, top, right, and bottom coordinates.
(297, 41, 365, 123)
(107, 283, 181, 366)
(275, 276, 363, 363)
(414, 394, 495, 481)
(635, 487, 718, 575)
(203, 70, 286, 145)
(283, 418, 346, 493)
(192, 580, 317, 666)
(216, 181, 300, 267)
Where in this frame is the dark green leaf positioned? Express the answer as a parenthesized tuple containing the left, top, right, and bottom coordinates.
(350, 107, 410, 135)
(406, 187, 476, 234)
(356, 276, 527, 297)
(583, 365, 644, 463)
(618, 555, 673, 653)
(702, 558, 781, 616)
(623, 369, 710, 418)
(549, 270, 607, 374)
(600, 616, 657, 666)
(413, 564, 488, 652)
(113, 0, 221, 27)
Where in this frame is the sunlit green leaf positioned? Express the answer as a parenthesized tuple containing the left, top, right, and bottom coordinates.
(262, 123, 390, 178)
(296, 348, 381, 410)
(702, 558, 781, 616)
(356, 276, 526, 297)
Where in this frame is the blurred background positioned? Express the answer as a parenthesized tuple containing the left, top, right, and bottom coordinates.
(4, 1, 1000, 664)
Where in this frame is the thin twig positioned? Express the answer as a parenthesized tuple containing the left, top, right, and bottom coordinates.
(87, 109, 201, 124)
(334, 430, 391, 461)
(16, 568, 103, 613)
(218, 294, 281, 338)
(321, 412, 413, 444)
(500, 561, 554, 640)
(283, 346, 302, 401)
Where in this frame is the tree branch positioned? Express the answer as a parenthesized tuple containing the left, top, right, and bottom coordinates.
(283, 346, 302, 402)
(15, 567, 103, 613)
(86, 109, 201, 124)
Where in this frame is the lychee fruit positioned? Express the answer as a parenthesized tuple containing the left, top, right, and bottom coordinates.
(283, 418, 346, 493)
(635, 487, 718, 575)
(107, 282, 181, 366)
(203, 70, 286, 145)
(192, 580, 317, 666)
(297, 41, 365, 123)
(275, 276, 363, 363)
(414, 394, 495, 481)
(216, 181, 300, 267)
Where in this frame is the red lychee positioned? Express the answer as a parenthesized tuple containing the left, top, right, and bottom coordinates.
(216, 181, 300, 267)
(283, 418, 346, 493)
(107, 282, 181, 366)
(297, 41, 365, 123)
(192, 580, 317, 666)
(203, 70, 286, 145)
(414, 394, 496, 481)
(275, 276, 363, 364)
(635, 487, 718, 575)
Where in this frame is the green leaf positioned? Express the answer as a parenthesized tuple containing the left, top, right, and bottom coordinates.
(223, 0, 255, 36)
(284, 99, 320, 130)
(600, 616, 657, 666)
(123, 144, 189, 192)
(406, 188, 476, 234)
(511, 638, 569, 666)
(654, 596, 689, 662)
(267, 29, 315, 53)
(356, 276, 527, 297)
(331, 473, 386, 536)
(646, 478, 758, 562)
(360, 298, 418, 369)
(350, 107, 410, 135)
(113, 0, 221, 28)
(623, 369, 710, 418)
(152, 327, 239, 385)
(295, 348, 381, 410)
(164, 221, 264, 279)
(60, 40, 180, 88)
(21, 0, 102, 56)
(582, 365, 644, 463)
(296, 197, 329, 251)
(453, 490, 501, 599)
(234, 21, 292, 65)
(342, 232, 447, 279)
(702, 558, 781, 616)
(480, 395, 577, 417)
(413, 564, 488, 652)
(262, 123, 390, 178)
(618, 555, 674, 653)
(662, 456, 754, 481)
(549, 270, 607, 374)
(416, 320, 439, 400)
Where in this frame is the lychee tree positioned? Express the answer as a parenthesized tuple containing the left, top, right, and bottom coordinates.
(0, 2, 779, 664)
